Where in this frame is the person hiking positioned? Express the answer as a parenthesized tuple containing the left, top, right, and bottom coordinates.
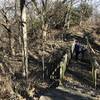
(81, 45, 87, 60)
(74, 40, 81, 60)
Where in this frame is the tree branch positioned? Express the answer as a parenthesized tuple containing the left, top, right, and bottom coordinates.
(31, 0, 40, 14)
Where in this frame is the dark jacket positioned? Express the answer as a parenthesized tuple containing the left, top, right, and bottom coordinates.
(74, 43, 80, 53)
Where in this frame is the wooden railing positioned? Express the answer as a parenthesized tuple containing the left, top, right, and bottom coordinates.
(49, 40, 75, 82)
(49, 37, 100, 88)
(60, 40, 75, 81)
(86, 37, 100, 89)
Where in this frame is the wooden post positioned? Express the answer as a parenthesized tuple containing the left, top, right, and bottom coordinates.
(60, 53, 68, 81)
(94, 69, 97, 89)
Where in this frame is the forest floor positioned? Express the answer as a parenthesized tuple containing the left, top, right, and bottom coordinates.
(0, 30, 100, 100)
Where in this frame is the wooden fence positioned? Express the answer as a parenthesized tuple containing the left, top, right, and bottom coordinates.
(59, 40, 75, 81)
(48, 40, 75, 82)
(86, 37, 100, 89)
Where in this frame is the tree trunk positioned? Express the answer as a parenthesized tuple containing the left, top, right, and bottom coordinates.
(64, 0, 72, 30)
(41, 11, 48, 41)
(20, 0, 28, 79)
(67, 14, 71, 30)
(22, 5, 28, 79)
(8, 30, 15, 56)
(10, 38, 15, 56)
(42, 23, 48, 41)
(80, 15, 83, 27)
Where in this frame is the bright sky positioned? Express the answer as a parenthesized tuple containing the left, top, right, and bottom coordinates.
(0, 0, 100, 10)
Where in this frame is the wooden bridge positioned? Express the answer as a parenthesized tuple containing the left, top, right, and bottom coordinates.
(44, 37, 100, 89)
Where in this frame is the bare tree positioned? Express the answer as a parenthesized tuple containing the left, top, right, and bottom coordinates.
(31, 0, 49, 41)
(63, 0, 80, 30)
(64, 0, 73, 29)
(19, 0, 28, 79)
(0, 1, 16, 56)
(31, 0, 49, 80)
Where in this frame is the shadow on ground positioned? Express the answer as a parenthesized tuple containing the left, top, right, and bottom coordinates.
(40, 88, 93, 100)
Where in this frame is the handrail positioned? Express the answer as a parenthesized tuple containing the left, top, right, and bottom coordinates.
(86, 37, 95, 54)
(60, 40, 75, 81)
(49, 40, 75, 82)
(86, 36, 100, 89)
(86, 37, 100, 68)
